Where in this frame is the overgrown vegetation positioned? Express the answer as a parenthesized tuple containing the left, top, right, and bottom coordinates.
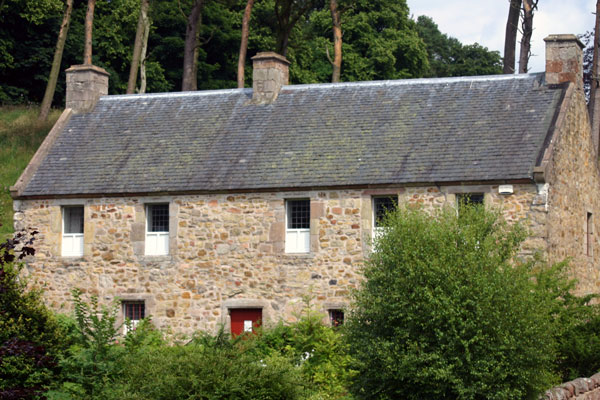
(345, 204, 600, 400)
(3, 204, 600, 398)
(48, 294, 352, 400)
(0, 106, 61, 239)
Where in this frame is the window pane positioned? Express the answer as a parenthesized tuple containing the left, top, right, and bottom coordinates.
(373, 197, 397, 227)
(64, 206, 83, 234)
(123, 301, 145, 321)
(149, 204, 169, 232)
(457, 193, 484, 207)
(287, 200, 310, 229)
(329, 310, 344, 327)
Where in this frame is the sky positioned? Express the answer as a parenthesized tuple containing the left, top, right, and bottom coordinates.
(405, 0, 596, 73)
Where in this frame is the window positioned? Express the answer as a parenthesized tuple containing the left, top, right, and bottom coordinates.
(285, 199, 310, 253)
(62, 206, 84, 257)
(123, 301, 145, 334)
(456, 193, 484, 214)
(146, 204, 169, 255)
(329, 309, 344, 327)
(372, 196, 397, 241)
(587, 212, 593, 256)
(230, 308, 262, 336)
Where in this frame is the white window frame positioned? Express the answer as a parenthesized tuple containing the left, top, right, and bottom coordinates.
(62, 206, 84, 257)
(372, 196, 397, 243)
(285, 199, 310, 253)
(145, 204, 169, 256)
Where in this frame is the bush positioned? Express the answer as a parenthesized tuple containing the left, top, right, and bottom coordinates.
(0, 231, 67, 398)
(345, 205, 569, 400)
(98, 329, 306, 400)
(251, 302, 355, 399)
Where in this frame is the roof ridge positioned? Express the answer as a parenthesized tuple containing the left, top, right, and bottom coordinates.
(100, 73, 544, 102)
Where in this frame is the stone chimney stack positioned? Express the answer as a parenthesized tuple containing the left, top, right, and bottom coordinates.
(251, 52, 290, 104)
(544, 34, 584, 89)
(65, 64, 109, 113)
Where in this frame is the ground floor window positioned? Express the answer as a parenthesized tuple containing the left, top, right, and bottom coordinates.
(123, 300, 145, 334)
(230, 308, 262, 336)
(329, 309, 344, 327)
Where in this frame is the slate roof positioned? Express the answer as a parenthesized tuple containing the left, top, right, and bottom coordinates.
(20, 73, 565, 197)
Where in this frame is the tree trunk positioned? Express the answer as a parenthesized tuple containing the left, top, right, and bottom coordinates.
(590, 0, 600, 154)
(237, 0, 254, 88)
(127, 0, 150, 94)
(138, 4, 150, 93)
(38, 0, 74, 122)
(503, 0, 521, 74)
(329, 0, 342, 82)
(181, 0, 203, 91)
(83, 0, 96, 64)
(274, 0, 314, 57)
(518, 0, 534, 73)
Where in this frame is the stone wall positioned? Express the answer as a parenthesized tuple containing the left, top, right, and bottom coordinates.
(14, 183, 550, 337)
(544, 84, 600, 296)
(542, 374, 600, 399)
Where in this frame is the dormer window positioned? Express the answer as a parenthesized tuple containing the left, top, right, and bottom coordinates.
(62, 206, 84, 257)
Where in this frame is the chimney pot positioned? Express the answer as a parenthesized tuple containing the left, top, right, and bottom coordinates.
(251, 52, 290, 104)
(65, 64, 109, 113)
(544, 34, 584, 88)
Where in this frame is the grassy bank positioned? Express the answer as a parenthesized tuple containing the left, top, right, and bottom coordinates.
(0, 106, 61, 238)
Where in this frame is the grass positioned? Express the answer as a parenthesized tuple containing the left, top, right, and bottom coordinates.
(0, 106, 61, 239)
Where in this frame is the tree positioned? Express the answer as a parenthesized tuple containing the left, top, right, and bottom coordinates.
(127, 0, 150, 94)
(38, 0, 74, 121)
(587, 1, 600, 154)
(326, 0, 342, 82)
(345, 205, 569, 399)
(503, 0, 521, 74)
(181, 0, 203, 91)
(138, 3, 151, 93)
(415, 16, 501, 78)
(237, 0, 254, 88)
(518, 0, 536, 73)
(274, 0, 316, 56)
(83, 0, 96, 64)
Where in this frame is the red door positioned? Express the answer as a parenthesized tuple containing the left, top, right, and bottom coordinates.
(230, 308, 262, 336)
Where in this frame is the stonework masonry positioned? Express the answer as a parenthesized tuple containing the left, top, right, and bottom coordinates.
(14, 182, 571, 337)
(65, 64, 109, 113)
(543, 83, 600, 296)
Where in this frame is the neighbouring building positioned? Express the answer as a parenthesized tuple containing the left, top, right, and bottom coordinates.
(11, 35, 600, 336)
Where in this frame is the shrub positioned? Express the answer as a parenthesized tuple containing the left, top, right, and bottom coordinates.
(345, 205, 568, 400)
(98, 330, 307, 400)
(252, 302, 355, 399)
(0, 230, 67, 398)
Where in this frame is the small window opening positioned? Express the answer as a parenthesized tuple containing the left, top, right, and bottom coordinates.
(123, 301, 145, 334)
(329, 309, 344, 327)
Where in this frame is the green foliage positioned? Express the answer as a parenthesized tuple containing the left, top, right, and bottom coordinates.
(48, 289, 124, 398)
(99, 335, 306, 400)
(415, 16, 502, 77)
(345, 205, 567, 400)
(252, 301, 355, 399)
(0, 106, 61, 239)
(0, 0, 504, 104)
(0, 262, 67, 398)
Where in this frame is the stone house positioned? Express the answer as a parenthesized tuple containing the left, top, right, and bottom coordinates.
(10, 34, 600, 336)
